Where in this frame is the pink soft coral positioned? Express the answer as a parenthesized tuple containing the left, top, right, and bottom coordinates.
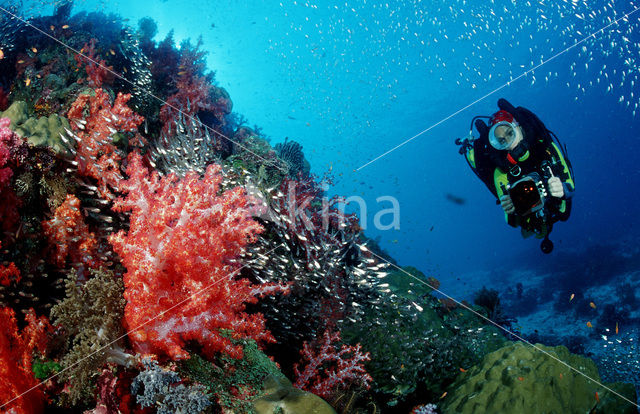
(0, 117, 22, 233)
(294, 329, 372, 400)
(109, 152, 288, 360)
(0, 117, 15, 188)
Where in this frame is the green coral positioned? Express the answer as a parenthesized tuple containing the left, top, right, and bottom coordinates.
(32, 358, 61, 380)
(1, 101, 74, 155)
(225, 134, 288, 190)
(178, 335, 284, 413)
(50, 268, 130, 404)
(441, 341, 638, 414)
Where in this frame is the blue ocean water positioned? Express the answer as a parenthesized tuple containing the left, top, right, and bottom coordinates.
(4, 0, 640, 411)
(36, 0, 640, 283)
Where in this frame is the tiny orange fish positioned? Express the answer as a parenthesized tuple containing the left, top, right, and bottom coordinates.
(31, 47, 37, 53)
(559, 373, 563, 379)
(459, 368, 467, 373)
(17, 59, 24, 64)
(177, 71, 187, 76)
(517, 376, 524, 381)
(440, 392, 447, 399)
(0, 49, 3, 60)
(50, 25, 55, 31)
(25, 78, 31, 86)
(615, 322, 619, 335)
(595, 391, 600, 402)
(569, 293, 575, 301)
(62, 24, 70, 29)
(586, 321, 593, 328)
(589, 302, 596, 309)
(110, 49, 115, 55)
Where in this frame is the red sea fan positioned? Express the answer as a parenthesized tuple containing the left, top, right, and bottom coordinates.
(0, 307, 51, 414)
(109, 151, 289, 360)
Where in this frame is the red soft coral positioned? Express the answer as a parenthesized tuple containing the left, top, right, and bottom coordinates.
(0, 240, 20, 286)
(41, 194, 100, 270)
(109, 151, 288, 360)
(294, 329, 372, 400)
(0, 307, 51, 414)
(75, 39, 114, 88)
(67, 89, 144, 199)
(158, 37, 221, 135)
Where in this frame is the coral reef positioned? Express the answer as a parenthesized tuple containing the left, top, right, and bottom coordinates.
(0, 4, 637, 414)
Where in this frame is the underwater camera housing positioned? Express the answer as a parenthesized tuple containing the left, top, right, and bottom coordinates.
(506, 171, 556, 254)
(507, 172, 548, 218)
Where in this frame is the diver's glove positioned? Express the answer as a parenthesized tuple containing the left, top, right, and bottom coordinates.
(548, 176, 564, 198)
(500, 194, 515, 214)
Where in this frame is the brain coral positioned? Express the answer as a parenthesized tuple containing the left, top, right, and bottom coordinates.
(442, 341, 637, 414)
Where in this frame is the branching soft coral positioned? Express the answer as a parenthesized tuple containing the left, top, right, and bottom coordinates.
(294, 329, 372, 400)
(109, 151, 288, 360)
(42, 194, 100, 270)
(158, 37, 221, 134)
(67, 89, 144, 199)
(50, 268, 131, 404)
(0, 307, 52, 414)
(75, 39, 114, 88)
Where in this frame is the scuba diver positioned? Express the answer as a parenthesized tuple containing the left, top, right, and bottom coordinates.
(456, 98, 575, 254)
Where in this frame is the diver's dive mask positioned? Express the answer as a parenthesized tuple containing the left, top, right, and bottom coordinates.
(489, 120, 522, 151)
